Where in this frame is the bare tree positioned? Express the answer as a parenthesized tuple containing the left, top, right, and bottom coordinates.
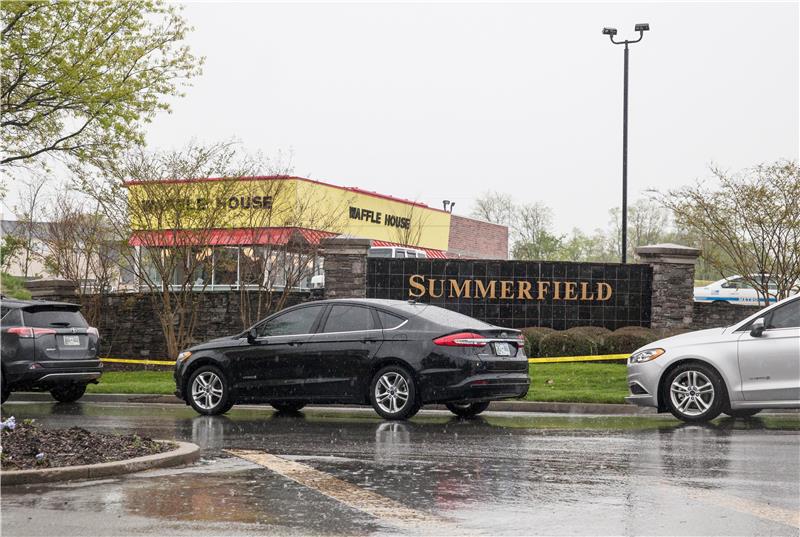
(390, 202, 429, 249)
(656, 160, 800, 305)
(13, 174, 47, 277)
(470, 191, 515, 227)
(236, 177, 350, 328)
(76, 141, 263, 359)
(37, 197, 118, 325)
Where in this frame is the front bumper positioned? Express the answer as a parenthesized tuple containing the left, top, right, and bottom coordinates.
(625, 359, 666, 409)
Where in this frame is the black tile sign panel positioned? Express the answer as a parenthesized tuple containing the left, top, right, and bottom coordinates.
(366, 259, 653, 330)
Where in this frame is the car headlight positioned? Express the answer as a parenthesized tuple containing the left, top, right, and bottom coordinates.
(629, 348, 665, 364)
(177, 351, 192, 363)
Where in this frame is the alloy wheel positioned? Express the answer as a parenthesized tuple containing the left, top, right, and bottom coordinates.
(374, 372, 409, 414)
(669, 370, 715, 417)
(191, 371, 224, 410)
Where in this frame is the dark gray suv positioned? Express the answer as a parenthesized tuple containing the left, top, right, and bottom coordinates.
(1, 298, 102, 403)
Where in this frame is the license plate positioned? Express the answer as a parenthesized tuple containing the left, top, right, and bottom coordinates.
(63, 335, 80, 346)
(494, 342, 511, 356)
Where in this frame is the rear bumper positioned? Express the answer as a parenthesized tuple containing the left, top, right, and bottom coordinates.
(5, 362, 103, 390)
(427, 372, 530, 404)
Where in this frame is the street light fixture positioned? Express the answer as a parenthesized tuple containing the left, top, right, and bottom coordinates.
(603, 23, 650, 264)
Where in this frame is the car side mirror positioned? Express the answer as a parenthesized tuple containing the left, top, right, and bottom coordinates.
(247, 328, 258, 344)
(750, 318, 765, 338)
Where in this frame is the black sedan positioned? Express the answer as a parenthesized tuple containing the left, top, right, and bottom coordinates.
(174, 299, 530, 420)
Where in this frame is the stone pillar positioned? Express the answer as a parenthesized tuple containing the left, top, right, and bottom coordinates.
(320, 237, 371, 299)
(635, 243, 701, 329)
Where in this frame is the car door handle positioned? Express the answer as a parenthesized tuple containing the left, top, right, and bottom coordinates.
(361, 338, 379, 343)
(288, 341, 304, 347)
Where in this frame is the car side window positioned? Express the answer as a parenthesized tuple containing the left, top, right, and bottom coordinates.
(1, 307, 22, 326)
(377, 310, 405, 329)
(767, 300, 800, 329)
(322, 305, 375, 333)
(257, 306, 323, 337)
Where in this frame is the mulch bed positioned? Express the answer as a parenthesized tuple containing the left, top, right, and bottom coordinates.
(1, 420, 174, 470)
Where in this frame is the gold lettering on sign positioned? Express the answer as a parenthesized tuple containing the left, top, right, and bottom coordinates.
(475, 280, 496, 299)
(428, 279, 444, 298)
(537, 281, 551, 300)
(518, 281, 533, 300)
(409, 274, 425, 298)
(449, 279, 472, 298)
(597, 282, 613, 301)
(564, 281, 578, 301)
(553, 281, 563, 300)
(404, 275, 617, 303)
(500, 281, 514, 299)
(580, 282, 595, 300)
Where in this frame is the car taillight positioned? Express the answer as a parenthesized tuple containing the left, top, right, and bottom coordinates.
(7, 327, 57, 338)
(433, 332, 490, 347)
(88, 327, 99, 338)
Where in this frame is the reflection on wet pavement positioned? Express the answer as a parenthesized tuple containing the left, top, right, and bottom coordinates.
(2, 402, 798, 536)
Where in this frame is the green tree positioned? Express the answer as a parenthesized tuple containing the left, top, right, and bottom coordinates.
(1, 0, 201, 168)
(656, 160, 800, 304)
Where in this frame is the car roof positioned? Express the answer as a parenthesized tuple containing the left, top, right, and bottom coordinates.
(293, 298, 430, 316)
(0, 297, 81, 309)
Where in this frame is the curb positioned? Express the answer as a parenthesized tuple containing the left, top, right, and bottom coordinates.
(0, 440, 200, 487)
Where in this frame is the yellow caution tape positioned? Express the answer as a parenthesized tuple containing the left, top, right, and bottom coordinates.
(101, 355, 629, 367)
(101, 357, 176, 366)
(528, 354, 629, 364)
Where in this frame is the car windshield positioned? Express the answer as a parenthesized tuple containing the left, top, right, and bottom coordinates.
(23, 307, 87, 328)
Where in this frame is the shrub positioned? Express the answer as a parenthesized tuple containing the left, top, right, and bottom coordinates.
(613, 326, 656, 339)
(539, 332, 596, 358)
(521, 327, 556, 357)
(601, 332, 654, 354)
(565, 326, 612, 346)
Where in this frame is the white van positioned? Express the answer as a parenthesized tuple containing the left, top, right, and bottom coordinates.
(368, 246, 428, 259)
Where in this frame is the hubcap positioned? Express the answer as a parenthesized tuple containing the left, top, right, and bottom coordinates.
(375, 372, 409, 414)
(670, 370, 714, 417)
(191, 372, 224, 410)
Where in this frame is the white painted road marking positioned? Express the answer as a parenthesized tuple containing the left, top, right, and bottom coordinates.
(226, 449, 449, 529)
(660, 481, 800, 530)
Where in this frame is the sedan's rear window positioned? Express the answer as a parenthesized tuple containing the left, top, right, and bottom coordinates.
(323, 305, 375, 333)
(417, 305, 493, 328)
(23, 307, 88, 328)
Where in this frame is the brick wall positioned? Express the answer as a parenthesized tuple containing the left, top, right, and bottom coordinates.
(692, 302, 760, 330)
(447, 215, 508, 259)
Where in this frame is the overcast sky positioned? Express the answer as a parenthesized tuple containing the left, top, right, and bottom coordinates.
(9, 1, 800, 235)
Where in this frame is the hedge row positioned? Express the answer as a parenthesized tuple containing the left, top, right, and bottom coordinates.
(521, 326, 690, 357)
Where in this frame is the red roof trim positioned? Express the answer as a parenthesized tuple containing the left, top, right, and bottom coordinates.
(129, 227, 336, 247)
(123, 175, 448, 214)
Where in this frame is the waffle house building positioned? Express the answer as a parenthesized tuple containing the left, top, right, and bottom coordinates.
(127, 176, 507, 290)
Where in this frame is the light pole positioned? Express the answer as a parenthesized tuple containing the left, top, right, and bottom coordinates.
(603, 23, 650, 264)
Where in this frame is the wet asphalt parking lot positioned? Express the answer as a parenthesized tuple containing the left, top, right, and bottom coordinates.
(1, 400, 799, 536)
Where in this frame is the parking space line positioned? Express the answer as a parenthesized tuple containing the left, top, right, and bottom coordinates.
(226, 449, 447, 529)
(660, 481, 800, 529)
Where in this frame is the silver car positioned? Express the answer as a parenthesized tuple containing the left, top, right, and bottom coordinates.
(626, 295, 800, 422)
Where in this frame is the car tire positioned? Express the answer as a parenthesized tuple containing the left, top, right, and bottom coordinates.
(50, 383, 87, 403)
(369, 365, 420, 421)
(1, 375, 10, 404)
(664, 363, 725, 423)
(446, 401, 490, 418)
(271, 402, 306, 413)
(724, 408, 761, 418)
(187, 365, 233, 416)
